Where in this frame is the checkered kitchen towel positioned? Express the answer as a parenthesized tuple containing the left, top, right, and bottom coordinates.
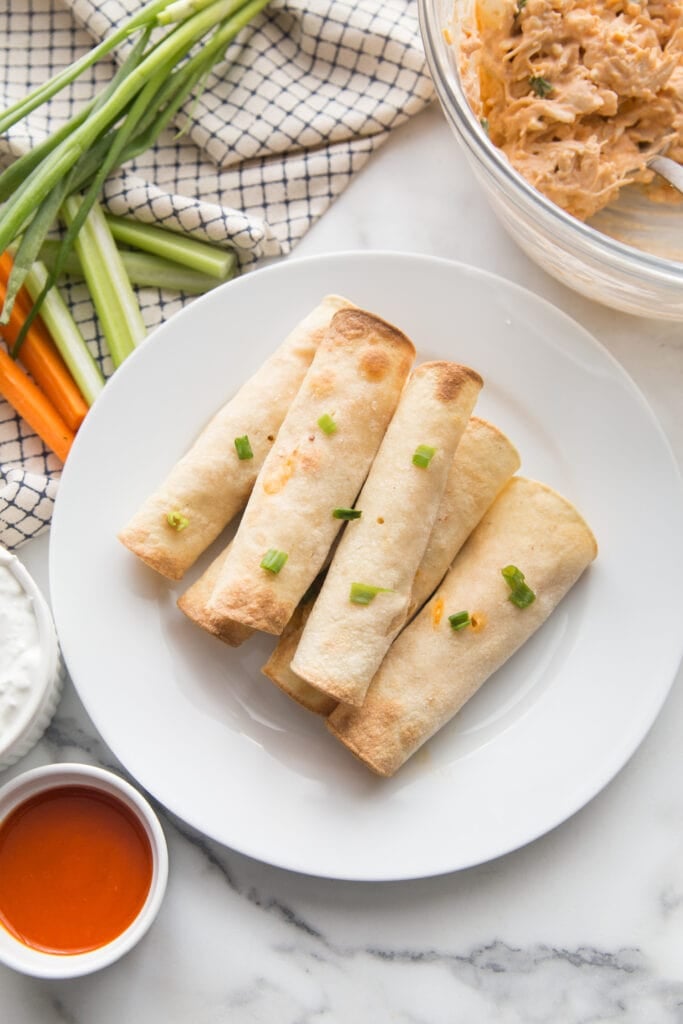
(0, 0, 434, 550)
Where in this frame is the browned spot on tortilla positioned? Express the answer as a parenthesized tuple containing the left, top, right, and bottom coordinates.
(329, 308, 416, 357)
(307, 371, 336, 399)
(330, 308, 371, 341)
(359, 347, 391, 381)
(415, 361, 484, 402)
(291, 333, 322, 364)
(209, 579, 292, 635)
(262, 452, 297, 494)
(298, 446, 322, 475)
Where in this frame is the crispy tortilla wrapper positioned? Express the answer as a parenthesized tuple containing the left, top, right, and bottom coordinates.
(261, 579, 337, 715)
(327, 477, 597, 777)
(263, 415, 519, 714)
(177, 544, 253, 647)
(204, 308, 416, 636)
(407, 416, 520, 619)
(291, 361, 483, 706)
(118, 294, 352, 581)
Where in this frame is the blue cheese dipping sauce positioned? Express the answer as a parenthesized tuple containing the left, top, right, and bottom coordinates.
(0, 547, 64, 770)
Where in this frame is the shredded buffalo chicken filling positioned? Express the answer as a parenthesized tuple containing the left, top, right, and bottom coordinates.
(459, 0, 683, 220)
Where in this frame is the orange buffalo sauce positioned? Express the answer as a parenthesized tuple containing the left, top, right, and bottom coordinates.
(0, 785, 153, 955)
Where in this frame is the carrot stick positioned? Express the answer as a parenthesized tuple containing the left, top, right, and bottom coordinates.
(0, 345, 74, 463)
(0, 252, 88, 432)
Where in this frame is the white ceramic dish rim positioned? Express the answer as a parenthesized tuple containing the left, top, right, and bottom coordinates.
(48, 250, 683, 881)
(417, 0, 683, 283)
(0, 548, 64, 768)
(0, 763, 168, 978)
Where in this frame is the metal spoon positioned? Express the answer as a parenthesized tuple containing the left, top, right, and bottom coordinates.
(648, 155, 683, 195)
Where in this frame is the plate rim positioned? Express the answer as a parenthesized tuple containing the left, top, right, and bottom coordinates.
(50, 249, 683, 880)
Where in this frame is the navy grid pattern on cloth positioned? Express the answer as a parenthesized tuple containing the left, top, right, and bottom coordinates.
(0, 0, 434, 550)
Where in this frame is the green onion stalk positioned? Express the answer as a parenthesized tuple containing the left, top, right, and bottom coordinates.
(0, 0, 270, 346)
(38, 237, 236, 294)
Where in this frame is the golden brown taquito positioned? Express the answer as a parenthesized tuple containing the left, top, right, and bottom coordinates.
(263, 415, 519, 713)
(291, 361, 483, 706)
(261, 580, 337, 715)
(327, 477, 597, 776)
(204, 308, 416, 636)
(407, 416, 521, 619)
(176, 544, 253, 647)
(118, 294, 352, 580)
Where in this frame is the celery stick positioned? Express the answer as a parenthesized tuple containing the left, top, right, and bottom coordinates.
(63, 197, 147, 369)
(39, 240, 234, 294)
(106, 216, 237, 279)
(23, 263, 105, 407)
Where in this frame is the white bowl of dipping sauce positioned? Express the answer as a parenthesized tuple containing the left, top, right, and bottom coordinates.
(0, 544, 65, 769)
(0, 763, 169, 977)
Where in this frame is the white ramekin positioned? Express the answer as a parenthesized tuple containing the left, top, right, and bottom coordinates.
(0, 762, 169, 978)
(0, 545, 65, 770)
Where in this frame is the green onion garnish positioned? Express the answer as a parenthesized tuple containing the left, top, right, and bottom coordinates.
(529, 76, 553, 98)
(261, 549, 288, 574)
(501, 565, 536, 608)
(318, 413, 337, 435)
(448, 611, 471, 631)
(349, 582, 393, 605)
(412, 444, 436, 468)
(234, 435, 253, 460)
(166, 510, 189, 531)
(332, 508, 362, 520)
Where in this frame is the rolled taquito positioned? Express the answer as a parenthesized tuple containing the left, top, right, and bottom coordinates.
(118, 294, 352, 580)
(262, 415, 519, 713)
(204, 308, 416, 636)
(176, 544, 253, 648)
(261, 579, 337, 716)
(327, 476, 597, 776)
(290, 361, 483, 707)
(407, 416, 521, 619)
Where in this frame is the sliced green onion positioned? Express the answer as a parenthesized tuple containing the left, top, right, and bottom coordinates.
(332, 507, 361, 520)
(448, 611, 471, 631)
(106, 215, 237, 280)
(167, 510, 189, 531)
(501, 564, 536, 608)
(529, 76, 553, 98)
(261, 548, 288, 574)
(412, 444, 436, 468)
(234, 435, 253, 460)
(349, 582, 393, 605)
(317, 413, 337, 435)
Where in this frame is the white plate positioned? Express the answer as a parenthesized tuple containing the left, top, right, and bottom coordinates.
(50, 252, 683, 881)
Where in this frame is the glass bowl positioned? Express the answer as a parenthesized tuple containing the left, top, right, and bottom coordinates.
(418, 0, 683, 320)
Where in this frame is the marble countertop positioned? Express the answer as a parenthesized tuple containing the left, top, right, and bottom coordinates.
(4, 102, 683, 1022)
